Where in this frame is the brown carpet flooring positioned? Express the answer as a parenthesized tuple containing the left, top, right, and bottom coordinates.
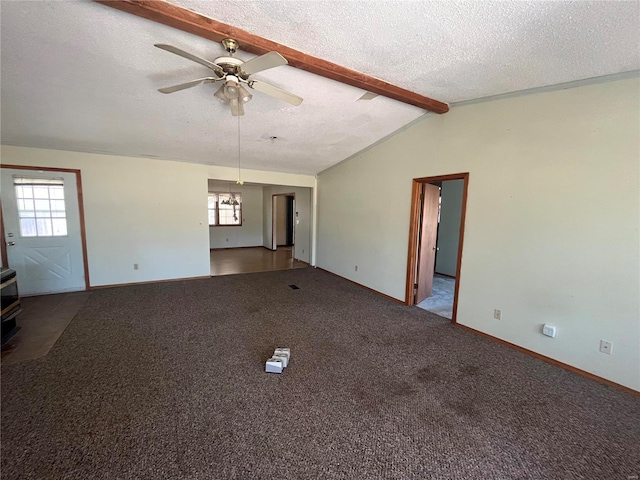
(1, 269, 639, 479)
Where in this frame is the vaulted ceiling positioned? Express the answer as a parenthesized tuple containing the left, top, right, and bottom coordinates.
(1, 1, 638, 175)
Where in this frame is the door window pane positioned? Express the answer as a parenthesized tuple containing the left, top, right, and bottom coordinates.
(35, 199, 50, 211)
(50, 187, 64, 199)
(36, 218, 53, 236)
(20, 186, 33, 199)
(52, 218, 67, 236)
(51, 200, 65, 211)
(14, 178, 68, 237)
(33, 186, 49, 199)
(19, 218, 37, 237)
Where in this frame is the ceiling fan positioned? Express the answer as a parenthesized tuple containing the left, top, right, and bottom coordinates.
(155, 38, 303, 116)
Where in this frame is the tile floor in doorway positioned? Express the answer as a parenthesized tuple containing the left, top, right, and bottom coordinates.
(416, 274, 455, 319)
(1, 291, 91, 364)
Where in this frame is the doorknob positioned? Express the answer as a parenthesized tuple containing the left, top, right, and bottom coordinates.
(7, 241, 15, 246)
(432, 247, 439, 251)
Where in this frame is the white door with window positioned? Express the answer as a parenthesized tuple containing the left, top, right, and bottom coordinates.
(1, 169, 85, 295)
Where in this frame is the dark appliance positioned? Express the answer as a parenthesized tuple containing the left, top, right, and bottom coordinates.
(1, 267, 22, 343)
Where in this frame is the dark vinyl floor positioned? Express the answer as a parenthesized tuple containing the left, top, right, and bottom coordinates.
(210, 246, 308, 276)
(1, 291, 91, 364)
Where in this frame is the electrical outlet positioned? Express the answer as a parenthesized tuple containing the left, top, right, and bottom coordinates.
(355, 265, 358, 272)
(599, 340, 613, 355)
(133, 263, 139, 270)
(542, 324, 557, 338)
(493, 309, 501, 320)
(302, 249, 305, 254)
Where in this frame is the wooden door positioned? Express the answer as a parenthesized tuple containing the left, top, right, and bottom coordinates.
(415, 183, 440, 303)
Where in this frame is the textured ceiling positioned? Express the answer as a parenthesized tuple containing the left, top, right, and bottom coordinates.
(1, 1, 638, 175)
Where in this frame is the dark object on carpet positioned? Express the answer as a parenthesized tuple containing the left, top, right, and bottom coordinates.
(2, 269, 639, 479)
(289, 284, 300, 290)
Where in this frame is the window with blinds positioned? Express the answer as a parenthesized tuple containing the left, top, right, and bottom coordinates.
(14, 177, 68, 237)
(208, 193, 242, 226)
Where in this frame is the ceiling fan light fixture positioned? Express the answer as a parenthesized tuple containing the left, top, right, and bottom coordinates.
(154, 40, 302, 116)
(224, 75, 240, 97)
(238, 85, 252, 103)
(214, 85, 229, 104)
(229, 97, 244, 116)
(225, 83, 239, 97)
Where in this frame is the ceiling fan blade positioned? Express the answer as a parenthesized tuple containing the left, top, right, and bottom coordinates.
(248, 80, 303, 106)
(154, 44, 224, 75)
(158, 77, 219, 94)
(240, 52, 288, 75)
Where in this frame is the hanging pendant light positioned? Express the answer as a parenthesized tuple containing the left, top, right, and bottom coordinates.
(220, 195, 240, 206)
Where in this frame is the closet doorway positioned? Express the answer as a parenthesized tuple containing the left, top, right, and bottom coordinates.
(271, 193, 295, 251)
(405, 173, 469, 322)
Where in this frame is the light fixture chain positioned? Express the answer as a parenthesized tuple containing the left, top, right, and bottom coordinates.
(237, 114, 242, 184)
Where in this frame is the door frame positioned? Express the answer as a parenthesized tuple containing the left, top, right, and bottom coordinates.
(271, 192, 295, 251)
(1, 164, 91, 291)
(0, 199, 8, 268)
(405, 173, 469, 323)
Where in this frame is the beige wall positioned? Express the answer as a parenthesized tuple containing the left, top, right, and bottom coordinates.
(0, 147, 317, 285)
(1, 146, 211, 286)
(317, 77, 640, 391)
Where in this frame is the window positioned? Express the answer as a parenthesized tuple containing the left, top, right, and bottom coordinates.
(14, 177, 67, 237)
(208, 192, 242, 226)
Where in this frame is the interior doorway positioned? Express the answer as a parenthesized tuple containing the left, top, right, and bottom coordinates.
(405, 173, 469, 323)
(271, 193, 295, 251)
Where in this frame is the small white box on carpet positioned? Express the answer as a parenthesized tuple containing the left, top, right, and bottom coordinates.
(274, 348, 290, 367)
(273, 353, 288, 368)
(265, 357, 284, 374)
(265, 348, 291, 374)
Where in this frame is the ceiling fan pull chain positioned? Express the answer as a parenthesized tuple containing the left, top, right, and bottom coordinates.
(236, 115, 244, 185)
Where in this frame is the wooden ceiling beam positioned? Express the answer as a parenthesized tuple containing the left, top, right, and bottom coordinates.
(95, 0, 449, 114)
